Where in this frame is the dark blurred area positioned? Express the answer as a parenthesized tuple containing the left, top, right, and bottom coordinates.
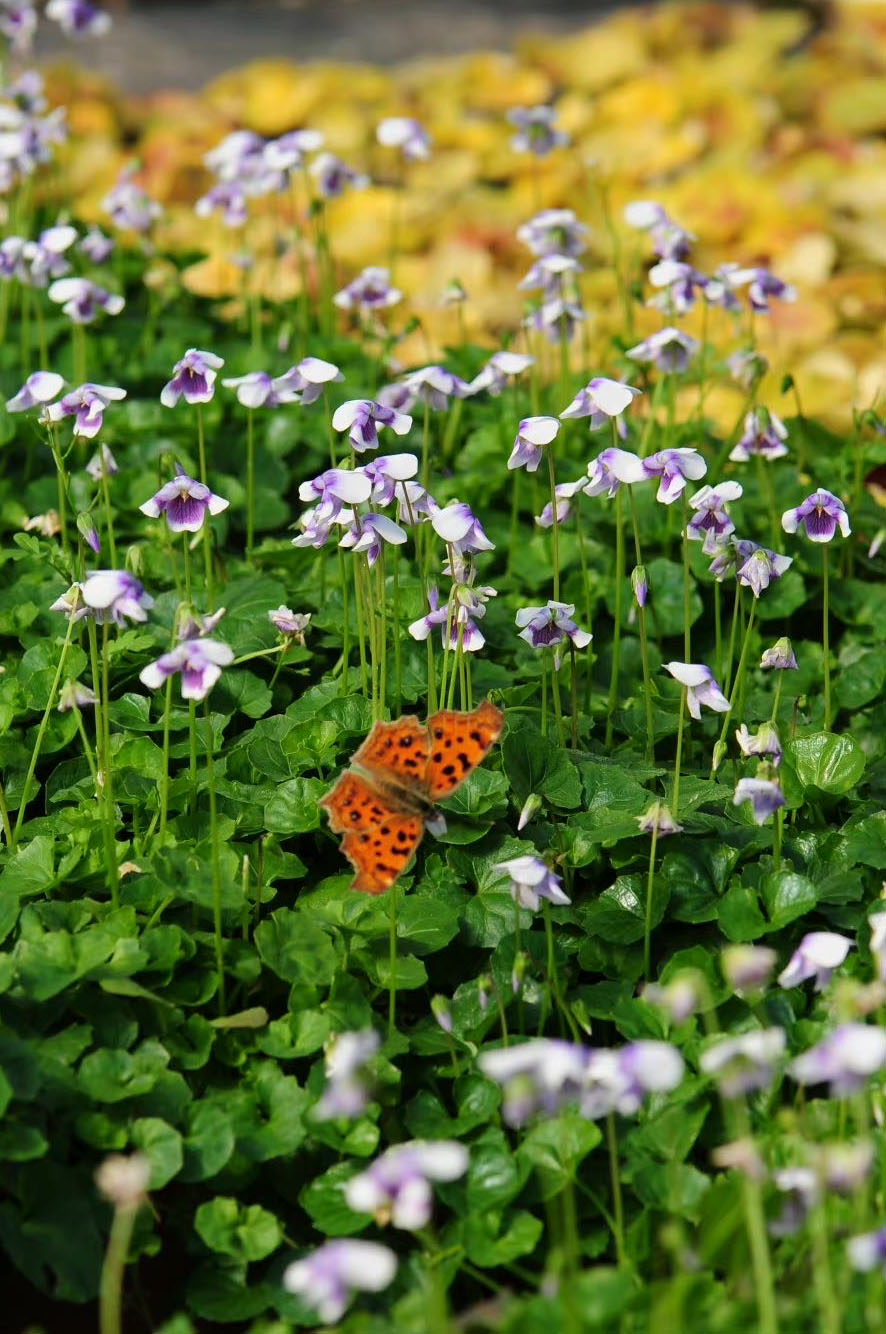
(36, 0, 831, 93)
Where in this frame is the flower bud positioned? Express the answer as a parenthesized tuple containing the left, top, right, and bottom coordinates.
(431, 994, 453, 1034)
(125, 543, 143, 576)
(77, 511, 100, 554)
(511, 951, 527, 996)
(517, 792, 542, 831)
(711, 739, 728, 773)
(95, 1153, 151, 1211)
(477, 974, 492, 1013)
(631, 564, 649, 608)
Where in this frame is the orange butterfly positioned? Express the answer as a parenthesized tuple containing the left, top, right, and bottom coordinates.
(320, 701, 504, 894)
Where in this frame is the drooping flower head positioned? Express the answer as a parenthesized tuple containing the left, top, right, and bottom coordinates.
(626, 326, 699, 373)
(331, 399, 412, 453)
(778, 931, 853, 991)
(584, 447, 646, 498)
(6, 370, 64, 413)
(700, 1029, 786, 1098)
(283, 1240, 397, 1325)
(268, 607, 311, 645)
(431, 501, 494, 554)
(790, 1024, 886, 1096)
(636, 801, 683, 837)
(536, 478, 585, 528)
(735, 721, 782, 766)
(345, 1141, 468, 1230)
(642, 448, 707, 505)
(298, 467, 371, 521)
(560, 377, 641, 432)
(516, 208, 588, 258)
(313, 1030, 379, 1121)
(782, 489, 850, 543)
(361, 454, 419, 507)
(46, 382, 126, 438)
(80, 570, 153, 625)
(760, 636, 798, 671)
(139, 637, 234, 702)
(48, 277, 123, 324)
(663, 662, 730, 719)
(468, 351, 534, 397)
(508, 415, 559, 472)
(338, 512, 408, 568)
(161, 349, 224, 407)
(221, 370, 301, 409)
(736, 542, 792, 598)
(507, 104, 569, 156)
(139, 468, 229, 533)
(733, 775, 785, 825)
(46, 0, 111, 36)
(494, 856, 571, 912)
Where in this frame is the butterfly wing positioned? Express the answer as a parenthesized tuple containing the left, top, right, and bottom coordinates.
(425, 700, 505, 802)
(352, 716, 431, 792)
(321, 770, 424, 894)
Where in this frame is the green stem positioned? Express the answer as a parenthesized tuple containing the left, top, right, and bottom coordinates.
(723, 581, 742, 698)
(627, 486, 654, 760)
(101, 623, 120, 908)
(13, 613, 76, 844)
(605, 1113, 626, 1267)
(159, 677, 173, 838)
(388, 887, 398, 1037)
(99, 1205, 138, 1334)
(195, 406, 214, 609)
(73, 706, 99, 789)
(643, 816, 660, 981)
(605, 488, 625, 747)
(340, 549, 350, 697)
(822, 545, 831, 731)
(672, 688, 686, 818)
(713, 600, 757, 774)
(204, 700, 226, 1014)
(681, 493, 692, 663)
(246, 408, 255, 560)
(100, 456, 117, 567)
(546, 444, 560, 603)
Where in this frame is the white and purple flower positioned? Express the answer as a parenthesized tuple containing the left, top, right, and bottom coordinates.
(376, 116, 431, 161)
(560, 377, 641, 432)
(221, 369, 302, 409)
(334, 266, 402, 314)
(729, 409, 789, 463)
(345, 1140, 468, 1230)
(468, 350, 534, 397)
(508, 415, 559, 472)
(45, 0, 110, 37)
(431, 501, 494, 554)
(663, 662, 730, 719)
(685, 482, 742, 553)
(626, 326, 699, 373)
(516, 601, 592, 660)
(517, 208, 588, 258)
(80, 570, 153, 625)
(736, 542, 793, 598)
(283, 1240, 397, 1325)
(47, 277, 123, 324)
(45, 382, 126, 438)
(310, 152, 368, 199)
(642, 448, 707, 504)
(760, 636, 798, 671)
(313, 1030, 379, 1122)
(139, 637, 234, 702)
(494, 855, 571, 912)
(700, 1029, 786, 1098)
(778, 931, 853, 991)
(298, 467, 372, 521)
(161, 349, 224, 407)
(733, 776, 785, 825)
(140, 469, 229, 533)
(790, 1024, 886, 1096)
(579, 1042, 685, 1120)
(339, 512, 408, 567)
(583, 447, 647, 498)
(361, 454, 419, 507)
(6, 370, 64, 413)
(782, 489, 850, 543)
(332, 399, 412, 453)
(507, 104, 569, 156)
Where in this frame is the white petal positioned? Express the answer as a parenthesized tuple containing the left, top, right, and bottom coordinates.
(330, 471, 372, 503)
(299, 356, 341, 384)
(29, 371, 65, 402)
(338, 1240, 398, 1290)
(199, 640, 235, 665)
(207, 494, 230, 516)
(664, 661, 712, 688)
(376, 453, 418, 480)
(369, 514, 408, 545)
(431, 505, 472, 543)
(139, 662, 166, 690)
(332, 400, 363, 430)
(589, 378, 640, 416)
(520, 416, 560, 446)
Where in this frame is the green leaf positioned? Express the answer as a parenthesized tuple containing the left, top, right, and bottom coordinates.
(646, 557, 703, 637)
(574, 1267, 636, 1326)
(783, 732, 865, 796)
(130, 1117, 183, 1189)
(835, 646, 886, 710)
(759, 870, 817, 929)
(255, 909, 337, 986)
(263, 776, 326, 833)
(180, 1103, 236, 1183)
(580, 874, 669, 945)
(396, 895, 461, 954)
(467, 1127, 530, 1211)
(518, 1114, 602, 1199)
(718, 885, 768, 942)
(462, 1208, 543, 1266)
(194, 1197, 283, 1263)
(299, 1161, 368, 1236)
(502, 723, 582, 808)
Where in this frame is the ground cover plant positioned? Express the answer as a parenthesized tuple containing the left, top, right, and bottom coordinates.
(4, 4, 886, 1333)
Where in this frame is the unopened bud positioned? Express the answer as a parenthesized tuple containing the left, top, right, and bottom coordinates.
(631, 564, 648, 608)
(77, 511, 100, 555)
(478, 974, 492, 1013)
(517, 792, 542, 831)
(431, 994, 453, 1034)
(125, 543, 143, 576)
(511, 951, 527, 996)
(95, 1152, 151, 1211)
(711, 739, 728, 773)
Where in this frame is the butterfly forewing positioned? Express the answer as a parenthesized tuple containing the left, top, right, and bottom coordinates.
(425, 701, 504, 802)
(352, 716, 432, 795)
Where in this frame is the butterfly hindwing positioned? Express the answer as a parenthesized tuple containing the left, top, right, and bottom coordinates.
(425, 701, 505, 802)
(340, 815, 425, 894)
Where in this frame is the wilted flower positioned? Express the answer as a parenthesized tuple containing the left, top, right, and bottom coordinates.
(761, 637, 798, 671)
(508, 415, 559, 472)
(46, 0, 111, 37)
(334, 266, 402, 313)
(332, 399, 412, 452)
(711, 1138, 766, 1181)
(782, 489, 850, 543)
(642, 448, 707, 505)
(6, 370, 64, 413)
(516, 601, 591, 664)
(221, 369, 301, 409)
(24, 511, 61, 538)
(339, 512, 408, 567)
(560, 377, 641, 431)
(161, 349, 224, 407)
(663, 662, 730, 719)
(48, 277, 123, 324)
(700, 1029, 786, 1098)
(517, 208, 588, 258)
(770, 1168, 819, 1237)
(49, 582, 88, 621)
(376, 116, 430, 161)
(313, 1030, 379, 1121)
(636, 801, 683, 836)
(728, 348, 769, 391)
(778, 931, 853, 990)
(626, 327, 699, 373)
(507, 104, 569, 156)
(139, 638, 234, 702)
(494, 855, 571, 912)
(310, 152, 368, 199)
(86, 442, 118, 480)
(848, 1228, 886, 1274)
(102, 164, 161, 234)
(345, 1141, 468, 1230)
(58, 678, 97, 712)
(46, 382, 126, 438)
(721, 945, 778, 996)
(579, 1042, 685, 1120)
(81, 570, 153, 625)
(431, 501, 494, 553)
(733, 775, 785, 825)
(140, 468, 229, 533)
(283, 1241, 397, 1325)
(730, 409, 789, 463)
(686, 482, 742, 553)
(642, 973, 703, 1023)
(736, 722, 782, 766)
(194, 182, 248, 228)
(790, 1024, 886, 1095)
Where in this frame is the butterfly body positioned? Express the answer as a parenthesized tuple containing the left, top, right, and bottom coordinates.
(320, 701, 504, 894)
